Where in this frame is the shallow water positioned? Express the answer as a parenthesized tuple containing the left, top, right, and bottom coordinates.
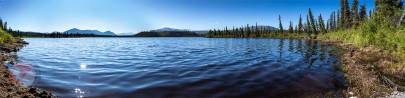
(18, 38, 345, 98)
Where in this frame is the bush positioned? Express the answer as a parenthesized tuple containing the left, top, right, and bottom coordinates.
(0, 29, 15, 43)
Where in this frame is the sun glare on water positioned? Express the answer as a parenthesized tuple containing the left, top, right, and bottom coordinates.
(80, 63, 87, 69)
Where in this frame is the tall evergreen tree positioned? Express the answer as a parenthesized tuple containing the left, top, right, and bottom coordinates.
(318, 14, 327, 34)
(306, 15, 312, 34)
(278, 15, 284, 33)
(360, 4, 367, 21)
(343, 0, 352, 28)
(327, 19, 330, 31)
(375, 0, 403, 18)
(352, 0, 360, 27)
(0, 19, 3, 30)
(288, 21, 294, 33)
(308, 8, 317, 34)
(337, 10, 341, 29)
(329, 12, 336, 31)
(339, 0, 346, 29)
(298, 15, 304, 33)
(332, 11, 337, 30)
(4, 22, 7, 30)
(375, 0, 404, 25)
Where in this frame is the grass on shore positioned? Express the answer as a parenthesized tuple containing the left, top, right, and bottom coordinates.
(319, 14, 405, 67)
(319, 14, 405, 97)
(0, 29, 15, 44)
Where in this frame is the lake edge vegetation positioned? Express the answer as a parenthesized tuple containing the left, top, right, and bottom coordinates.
(0, 19, 55, 97)
(0, 22, 118, 38)
(207, 0, 405, 97)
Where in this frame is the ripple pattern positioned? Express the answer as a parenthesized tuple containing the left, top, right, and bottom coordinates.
(18, 38, 345, 98)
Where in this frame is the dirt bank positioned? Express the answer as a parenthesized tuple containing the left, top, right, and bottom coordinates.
(0, 38, 54, 98)
(322, 40, 405, 97)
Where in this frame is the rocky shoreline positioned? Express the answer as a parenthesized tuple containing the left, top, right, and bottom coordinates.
(0, 38, 54, 98)
(321, 40, 405, 98)
(1, 38, 404, 98)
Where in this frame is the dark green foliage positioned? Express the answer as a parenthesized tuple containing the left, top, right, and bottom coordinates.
(308, 8, 318, 35)
(3, 22, 7, 31)
(278, 15, 284, 33)
(375, 0, 404, 26)
(306, 15, 311, 34)
(0, 19, 3, 30)
(352, 0, 360, 27)
(339, 0, 345, 29)
(375, 0, 403, 18)
(339, 0, 352, 29)
(208, 0, 405, 41)
(298, 15, 304, 33)
(318, 14, 327, 34)
(328, 11, 338, 31)
(360, 4, 368, 21)
(206, 24, 279, 38)
(288, 21, 294, 33)
(343, 0, 352, 28)
(337, 10, 341, 29)
(9, 31, 111, 38)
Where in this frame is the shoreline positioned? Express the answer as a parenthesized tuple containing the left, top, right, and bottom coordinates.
(0, 38, 54, 98)
(321, 40, 405, 97)
(2, 37, 403, 97)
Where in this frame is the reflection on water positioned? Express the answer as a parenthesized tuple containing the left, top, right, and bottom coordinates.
(18, 38, 345, 98)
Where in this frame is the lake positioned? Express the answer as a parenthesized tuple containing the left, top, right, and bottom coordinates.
(17, 38, 346, 97)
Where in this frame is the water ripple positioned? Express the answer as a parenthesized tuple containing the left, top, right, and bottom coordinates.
(18, 38, 345, 98)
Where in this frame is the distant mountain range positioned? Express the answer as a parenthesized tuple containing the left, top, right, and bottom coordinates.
(150, 27, 189, 32)
(116, 32, 135, 36)
(64, 28, 116, 36)
(61, 26, 277, 36)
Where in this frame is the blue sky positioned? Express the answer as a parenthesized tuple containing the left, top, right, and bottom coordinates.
(0, 0, 374, 34)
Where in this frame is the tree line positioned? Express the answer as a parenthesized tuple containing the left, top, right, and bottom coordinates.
(207, 0, 404, 39)
(0, 19, 115, 38)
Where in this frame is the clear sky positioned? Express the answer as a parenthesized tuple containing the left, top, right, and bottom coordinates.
(0, 0, 374, 34)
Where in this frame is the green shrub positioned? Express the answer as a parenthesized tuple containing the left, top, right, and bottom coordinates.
(0, 29, 15, 43)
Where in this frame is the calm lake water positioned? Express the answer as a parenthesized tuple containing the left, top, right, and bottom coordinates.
(17, 38, 346, 98)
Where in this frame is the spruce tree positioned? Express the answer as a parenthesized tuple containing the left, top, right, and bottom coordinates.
(337, 10, 342, 29)
(332, 11, 337, 30)
(306, 15, 312, 34)
(327, 19, 331, 31)
(329, 12, 335, 31)
(318, 14, 327, 34)
(375, 0, 404, 25)
(4, 22, 7, 30)
(339, 0, 345, 29)
(298, 15, 304, 33)
(360, 4, 367, 21)
(288, 21, 294, 33)
(0, 19, 3, 30)
(343, 0, 351, 28)
(375, 0, 403, 18)
(352, 0, 359, 27)
(308, 8, 317, 34)
(278, 15, 284, 33)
